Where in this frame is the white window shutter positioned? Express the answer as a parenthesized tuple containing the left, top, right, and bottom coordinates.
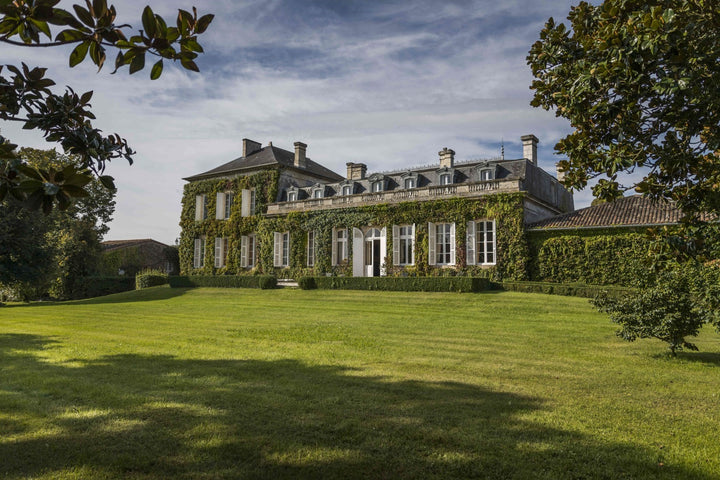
(392, 225, 400, 266)
(194, 238, 201, 268)
(450, 223, 456, 265)
(466, 221, 476, 266)
(428, 222, 436, 266)
(240, 236, 248, 267)
(214, 237, 222, 267)
(241, 189, 251, 217)
(216, 193, 224, 220)
(273, 232, 281, 267)
(331, 228, 338, 266)
(195, 195, 202, 221)
(411, 224, 416, 265)
(352, 228, 364, 277)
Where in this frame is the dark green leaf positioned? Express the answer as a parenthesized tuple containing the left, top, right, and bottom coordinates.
(69, 40, 90, 67)
(150, 59, 163, 80)
(129, 52, 145, 74)
(196, 14, 214, 34)
(180, 58, 199, 72)
(142, 6, 156, 37)
(72, 5, 94, 27)
(55, 28, 86, 42)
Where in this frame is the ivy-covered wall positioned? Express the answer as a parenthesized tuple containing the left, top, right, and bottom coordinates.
(527, 228, 655, 287)
(180, 174, 530, 281)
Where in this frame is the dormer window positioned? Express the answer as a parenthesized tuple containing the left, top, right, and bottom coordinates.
(342, 185, 353, 196)
(440, 173, 452, 185)
(372, 181, 383, 192)
(313, 189, 323, 199)
(404, 178, 415, 189)
(480, 169, 494, 181)
(287, 191, 297, 202)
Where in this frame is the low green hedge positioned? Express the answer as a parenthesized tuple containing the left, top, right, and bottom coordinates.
(501, 281, 635, 299)
(169, 275, 277, 290)
(69, 276, 136, 299)
(297, 276, 489, 293)
(135, 273, 168, 290)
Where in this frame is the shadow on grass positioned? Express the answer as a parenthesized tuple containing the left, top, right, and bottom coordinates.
(2, 286, 189, 308)
(669, 351, 720, 367)
(0, 333, 710, 480)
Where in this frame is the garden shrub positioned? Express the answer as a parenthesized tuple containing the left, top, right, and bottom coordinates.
(501, 281, 634, 299)
(67, 276, 136, 299)
(592, 270, 704, 356)
(135, 269, 169, 290)
(297, 276, 488, 292)
(169, 275, 277, 289)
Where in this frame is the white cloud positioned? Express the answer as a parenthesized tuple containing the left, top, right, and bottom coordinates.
(2, 0, 589, 244)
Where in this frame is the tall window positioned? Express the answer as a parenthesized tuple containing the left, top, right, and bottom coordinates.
(404, 178, 415, 189)
(333, 228, 348, 265)
(428, 222, 455, 266)
(342, 185, 352, 196)
(249, 189, 256, 215)
(307, 231, 316, 266)
(241, 234, 257, 268)
(193, 236, 206, 268)
(224, 193, 233, 219)
(440, 174, 452, 185)
(435, 223, 452, 264)
(274, 232, 290, 267)
(467, 220, 496, 266)
(195, 195, 208, 221)
(393, 224, 414, 265)
(214, 237, 228, 268)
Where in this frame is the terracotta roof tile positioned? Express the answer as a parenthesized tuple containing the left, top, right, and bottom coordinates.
(528, 195, 686, 230)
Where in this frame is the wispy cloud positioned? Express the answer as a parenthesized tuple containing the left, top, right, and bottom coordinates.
(4, 0, 584, 244)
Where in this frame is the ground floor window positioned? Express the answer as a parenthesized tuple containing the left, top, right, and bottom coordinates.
(393, 224, 415, 265)
(274, 232, 290, 267)
(214, 237, 228, 268)
(333, 228, 348, 265)
(428, 222, 455, 266)
(467, 220, 496, 266)
(307, 231, 316, 266)
(193, 236, 206, 268)
(241, 234, 257, 268)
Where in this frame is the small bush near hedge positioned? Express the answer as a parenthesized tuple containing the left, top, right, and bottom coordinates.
(169, 275, 277, 290)
(68, 276, 136, 299)
(135, 269, 169, 290)
(501, 281, 634, 299)
(297, 276, 488, 293)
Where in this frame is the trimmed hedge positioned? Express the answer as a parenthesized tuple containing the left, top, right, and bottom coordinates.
(297, 276, 489, 293)
(68, 276, 136, 299)
(501, 281, 634, 299)
(136, 273, 168, 290)
(169, 275, 277, 290)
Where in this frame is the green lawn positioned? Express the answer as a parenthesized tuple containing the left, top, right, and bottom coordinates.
(1, 287, 719, 479)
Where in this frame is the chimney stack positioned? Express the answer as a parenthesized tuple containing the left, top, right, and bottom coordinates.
(521, 134, 539, 166)
(439, 148, 455, 168)
(294, 141, 307, 168)
(346, 162, 367, 180)
(242, 138, 262, 157)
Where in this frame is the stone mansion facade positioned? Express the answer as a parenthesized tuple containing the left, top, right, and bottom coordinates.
(179, 135, 574, 280)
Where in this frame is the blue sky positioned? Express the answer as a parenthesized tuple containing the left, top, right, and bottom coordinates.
(4, 0, 591, 244)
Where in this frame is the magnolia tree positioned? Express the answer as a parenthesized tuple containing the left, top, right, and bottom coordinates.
(0, 0, 213, 212)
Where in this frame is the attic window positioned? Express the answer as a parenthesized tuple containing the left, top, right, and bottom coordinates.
(480, 169, 494, 181)
(313, 189, 323, 199)
(288, 191, 297, 202)
(342, 185, 353, 196)
(372, 181, 383, 192)
(440, 173, 452, 185)
(404, 178, 415, 189)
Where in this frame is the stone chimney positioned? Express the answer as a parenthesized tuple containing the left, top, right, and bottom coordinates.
(439, 148, 455, 168)
(521, 134, 539, 166)
(294, 141, 307, 168)
(242, 138, 262, 157)
(346, 162, 367, 180)
(556, 162, 566, 182)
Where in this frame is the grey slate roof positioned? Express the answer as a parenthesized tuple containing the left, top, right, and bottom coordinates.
(102, 239, 170, 251)
(527, 195, 686, 230)
(183, 145, 343, 182)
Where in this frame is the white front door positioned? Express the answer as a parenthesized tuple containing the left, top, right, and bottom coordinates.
(363, 228, 386, 277)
